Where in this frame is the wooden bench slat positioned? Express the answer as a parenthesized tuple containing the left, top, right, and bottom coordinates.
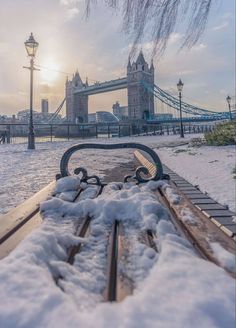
(0, 181, 55, 244)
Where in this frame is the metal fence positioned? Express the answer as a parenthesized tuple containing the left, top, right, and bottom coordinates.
(0, 122, 215, 144)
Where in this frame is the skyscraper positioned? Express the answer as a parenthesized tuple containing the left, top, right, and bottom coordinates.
(41, 99, 49, 116)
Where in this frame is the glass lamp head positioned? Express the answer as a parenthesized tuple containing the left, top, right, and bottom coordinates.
(25, 33, 39, 57)
(177, 79, 184, 92)
(226, 95, 231, 105)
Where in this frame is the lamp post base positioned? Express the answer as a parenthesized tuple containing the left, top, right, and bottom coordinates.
(28, 132, 35, 150)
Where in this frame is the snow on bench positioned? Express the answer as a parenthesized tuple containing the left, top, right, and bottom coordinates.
(0, 143, 235, 328)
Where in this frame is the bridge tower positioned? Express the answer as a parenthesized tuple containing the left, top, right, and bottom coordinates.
(127, 51, 154, 120)
(66, 71, 88, 123)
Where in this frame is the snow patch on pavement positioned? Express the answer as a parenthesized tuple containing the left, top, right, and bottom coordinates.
(158, 144, 236, 212)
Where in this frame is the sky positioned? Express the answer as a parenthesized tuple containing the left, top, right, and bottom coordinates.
(0, 0, 235, 117)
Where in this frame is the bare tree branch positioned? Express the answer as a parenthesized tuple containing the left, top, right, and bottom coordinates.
(85, 0, 214, 57)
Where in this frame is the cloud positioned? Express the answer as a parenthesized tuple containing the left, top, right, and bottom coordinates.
(219, 89, 228, 96)
(168, 33, 183, 45)
(222, 13, 232, 20)
(176, 70, 195, 76)
(60, 0, 81, 20)
(0, 42, 8, 52)
(212, 21, 229, 31)
(66, 7, 79, 20)
(60, 0, 81, 5)
(189, 43, 207, 52)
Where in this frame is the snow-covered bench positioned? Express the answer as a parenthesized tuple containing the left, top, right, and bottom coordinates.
(0, 142, 235, 327)
(0, 143, 235, 288)
(0, 143, 164, 261)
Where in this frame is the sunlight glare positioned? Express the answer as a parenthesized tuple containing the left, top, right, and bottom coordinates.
(40, 58, 60, 84)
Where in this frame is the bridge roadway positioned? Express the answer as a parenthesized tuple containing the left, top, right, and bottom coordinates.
(74, 77, 127, 95)
(147, 116, 229, 124)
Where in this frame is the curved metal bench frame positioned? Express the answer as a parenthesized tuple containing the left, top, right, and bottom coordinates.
(60, 143, 163, 185)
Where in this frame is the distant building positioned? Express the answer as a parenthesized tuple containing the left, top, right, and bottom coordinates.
(0, 114, 19, 124)
(88, 111, 119, 124)
(41, 99, 49, 115)
(88, 113, 96, 123)
(112, 101, 128, 121)
(96, 111, 119, 123)
(17, 109, 63, 124)
(17, 109, 38, 122)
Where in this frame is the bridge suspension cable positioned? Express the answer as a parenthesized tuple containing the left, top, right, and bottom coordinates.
(141, 81, 229, 118)
(47, 97, 66, 123)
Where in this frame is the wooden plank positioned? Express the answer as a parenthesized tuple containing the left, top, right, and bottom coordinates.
(157, 187, 236, 274)
(0, 212, 42, 260)
(0, 181, 55, 244)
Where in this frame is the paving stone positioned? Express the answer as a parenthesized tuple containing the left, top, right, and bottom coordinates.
(172, 179, 187, 183)
(178, 187, 198, 191)
(210, 217, 235, 227)
(183, 191, 203, 195)
(203, 209, 235, 218)
(196, 204, 227, 211)
(220, 224, 236, 237)
(174, 182, 192, 186)
(171, 177, 186, 180)
(187, 194, 209, 199)
(191, 199, 217, 204)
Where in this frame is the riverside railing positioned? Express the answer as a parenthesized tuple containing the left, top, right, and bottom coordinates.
(0, 122, 215, 144)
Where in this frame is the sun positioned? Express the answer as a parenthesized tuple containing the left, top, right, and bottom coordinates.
(40, 58, 60, 85)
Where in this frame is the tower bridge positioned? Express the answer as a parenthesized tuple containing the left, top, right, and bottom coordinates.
(65, 51, 234, 124)
(66, 51, 154, 123)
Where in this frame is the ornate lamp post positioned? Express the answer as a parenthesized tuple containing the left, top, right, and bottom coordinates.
(226, 95, 232, 121)
(24, 33, 39, 149)
(177, 79, 184, 138)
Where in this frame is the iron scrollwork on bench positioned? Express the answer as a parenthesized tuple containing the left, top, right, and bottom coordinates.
(59, 143, 163, 185)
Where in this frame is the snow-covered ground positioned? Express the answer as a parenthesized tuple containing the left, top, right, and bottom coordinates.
(0, 134, 235, 214)
(157, 143, 236, 212)
(0, 178, 235, 328)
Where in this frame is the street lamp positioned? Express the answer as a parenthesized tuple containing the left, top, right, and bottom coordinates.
(177, 78, 184, 138)
(226, 95, 232, 121)
(24, 33, 39, 149)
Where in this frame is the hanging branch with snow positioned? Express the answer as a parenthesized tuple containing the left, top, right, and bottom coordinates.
(85, 0, 213, 57)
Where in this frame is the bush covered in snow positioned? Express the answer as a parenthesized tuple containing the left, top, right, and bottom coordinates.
(188, 137, 205, 148)
(205, 121, 236, 146)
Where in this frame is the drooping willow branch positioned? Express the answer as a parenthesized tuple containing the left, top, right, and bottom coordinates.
(85, 0, 213, 57)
